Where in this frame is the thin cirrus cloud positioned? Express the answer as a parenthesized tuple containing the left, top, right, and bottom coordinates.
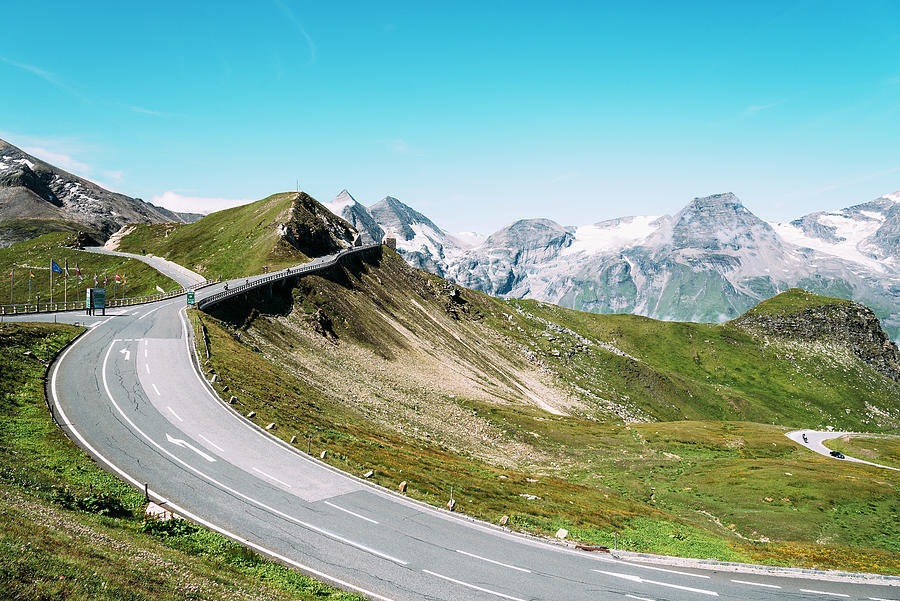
(741, 100, 786, 116)
(151, 190, 251, 215)
(129, 105, 179, 117)
(273, 0, 317, 64)
(0, 56, 89, 102)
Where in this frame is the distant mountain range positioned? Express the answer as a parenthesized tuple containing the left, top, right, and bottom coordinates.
(325, 189, 900, 339)
(0, 138, 201, 247)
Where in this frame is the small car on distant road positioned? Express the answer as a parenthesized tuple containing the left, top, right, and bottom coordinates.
(829, 450, 845, 459)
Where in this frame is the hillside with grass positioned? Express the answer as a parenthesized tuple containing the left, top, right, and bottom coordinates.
(194, 248, 900, 573)
(0, 232, 180, 305)
(117, 192, 356, 280)
(0, 322, 362, 600)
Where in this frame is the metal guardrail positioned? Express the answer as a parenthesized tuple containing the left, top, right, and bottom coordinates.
(0, 279, 218, 316)
(197, 243, 381, 311)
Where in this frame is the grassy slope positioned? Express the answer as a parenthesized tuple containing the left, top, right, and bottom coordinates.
(739, 287, 854, 317)
(0, 232, 179, 304)
(118, 193, 312, 279)
(194, 250, 900, 573)
(0, 322, 361, 601)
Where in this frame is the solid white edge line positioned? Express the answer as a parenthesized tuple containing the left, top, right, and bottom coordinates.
(800, 590, 850, 598)
(101, 339, 408, 566)
(593, 570, 719, 597)
(456, 549, 531, 573)
(49, 322, 401, 601)
(599, 557, 710, 578)
(253, 467, 293, 489)
(167, 406, 183, 422)
(422, 569, 528, 601)
(197, 433, 225, 453)
(730, 579, 781, 588)
(324, 501, 379, 524)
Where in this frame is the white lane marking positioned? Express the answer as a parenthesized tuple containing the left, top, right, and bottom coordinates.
(144, 345, 148, 358)
(593, 570, 719, 597)
(598, 557, 710, 579)
(152, 383, 161, 396)
(869, 598, 897, 601)
(800, 591, 850, 598)
(253, 467, 292, 489)
(625, 595, 655, 601)
(145, 363, 150, 374)
(51, 337, 398, 601)
(456, 549, 531, 573)
(165, 433, 217, 463)
(138, 304, 166, 320)
(731, 579, 781, 589)
(119, 347, 131, 361)
(324, 501, 379, 524)
(197, 434, 225, 454)
(167, 406, 183, 422)
(422, 569, 528, 601)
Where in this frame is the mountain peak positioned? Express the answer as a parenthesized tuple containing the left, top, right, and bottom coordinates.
(883, 190, 900, 203)
(671, 192, 775, 251)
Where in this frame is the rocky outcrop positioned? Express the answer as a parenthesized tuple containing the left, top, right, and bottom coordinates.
(733, 298, 900, 381)
(278, 192, 355, 257)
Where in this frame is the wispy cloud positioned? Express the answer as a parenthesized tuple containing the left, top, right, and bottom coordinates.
(129, 105, 178, 117)
(0, 57, 88, 102)
(151, 191, 250, 214)
(551, 170, 579, 183)
(741, 100, 786, 116)
(273, 0, 317, 64)
(379, 138, 425, 156)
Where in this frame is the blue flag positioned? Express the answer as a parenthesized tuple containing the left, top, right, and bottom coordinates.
(51, 260, 63, 274)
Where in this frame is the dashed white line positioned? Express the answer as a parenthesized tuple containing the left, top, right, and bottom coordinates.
(100, 340, 408, 566)
(422, 570, 528, 601)
(731, 579, 781, 589)
(800, 591, 850, 598)
(167, 406, 183, 422)
(252, 467, 292, 489)
(144, 345, 148, 358)
(456, 549, 531, 573)
(324, 501, 379, 524)
(598, 557, 710, 579)
(625, 595, 655, 601)
(151, 383, 161, 396)
(869, 597, 898, 601)
(197, 434, 225, 454)
(593, 570, 719, 597)
(145, 363, 150, 374)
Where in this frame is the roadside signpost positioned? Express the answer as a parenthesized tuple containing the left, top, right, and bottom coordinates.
(186, 291, 195, 306)
(86, 287, 106, 316)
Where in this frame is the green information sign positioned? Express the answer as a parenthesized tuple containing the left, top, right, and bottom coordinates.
(186, 291, 195, 305)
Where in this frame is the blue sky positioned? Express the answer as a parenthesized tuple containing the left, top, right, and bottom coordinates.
(2, 1, 899, 233)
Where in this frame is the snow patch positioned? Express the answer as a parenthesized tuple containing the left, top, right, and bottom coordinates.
(770, 220, 885, 272)
(883, 191, 900, 202)
(562, 215, 662, 256)
(448, 231, 486, 249)
(325, 190, 357, 216)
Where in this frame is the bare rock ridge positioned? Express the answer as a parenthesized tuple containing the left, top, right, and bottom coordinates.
(0, 138, 201, 246)
(278, 191, 356, 257)
(732, 290, 900, 381)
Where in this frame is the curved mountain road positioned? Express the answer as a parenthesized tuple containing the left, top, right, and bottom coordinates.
(786, 430, 900, 472)
(7, 250, 897, 600)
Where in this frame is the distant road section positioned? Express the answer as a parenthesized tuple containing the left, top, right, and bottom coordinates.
(786, 430, 900, 471)
(83, 247, 206, 288)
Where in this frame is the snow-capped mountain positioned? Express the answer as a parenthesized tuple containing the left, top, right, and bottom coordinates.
(325, 190, 384, 244)
(0, 138, 200, 246)
(324, 190, 900, 340)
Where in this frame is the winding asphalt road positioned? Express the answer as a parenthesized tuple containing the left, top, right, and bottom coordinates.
(6, 250, 899, 600)
(786, 430, 900, 472)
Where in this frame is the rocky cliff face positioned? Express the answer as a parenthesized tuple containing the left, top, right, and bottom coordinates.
(0, 138, 199, 246)
(732, 294, 900, 381)
(278, 192, 356, 257)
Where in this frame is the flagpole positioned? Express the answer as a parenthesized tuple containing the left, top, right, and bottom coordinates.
(9, 269, 13, 305)
(50, 259, 53, 305)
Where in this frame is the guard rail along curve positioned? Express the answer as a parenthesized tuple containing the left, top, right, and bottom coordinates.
(196, 243, 382, 312)
(0, 280, 218, 316)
